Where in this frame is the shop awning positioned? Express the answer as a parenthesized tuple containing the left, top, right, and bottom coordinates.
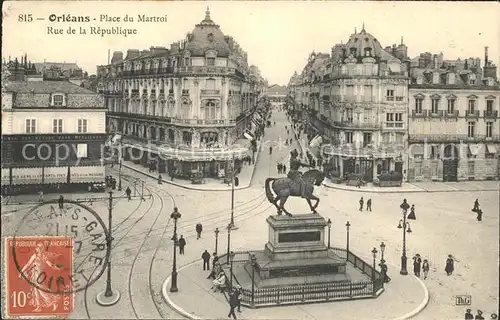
(44, 166, 68, 184)
(309, 135, 323, 149)
(467, 144, 482, 157)
(156, 146, 250, 162)
(1, 168, 10, 186)
(243, 130, 255, 141)
(70, 165, 106, 184)
(486, 144, 497, 154)
(322, 145, 372, 158)
(11, 167, 43, 185)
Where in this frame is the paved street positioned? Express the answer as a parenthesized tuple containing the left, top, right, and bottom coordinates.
(2, 108, 498, 320)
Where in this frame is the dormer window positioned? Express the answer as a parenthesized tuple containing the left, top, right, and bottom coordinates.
(52, 94, 66, 107)
(469, 79, 475, 85)
(350, 48, 357, 55)
(206, 57, 215, 66)
(207, 33, 214, 42)
(364, 47, 372, 57)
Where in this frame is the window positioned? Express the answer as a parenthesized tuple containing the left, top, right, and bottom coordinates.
(430, 146, 440, 159)
(204, 101, 217, 119)
(431, 99, 439, 114)
(467, 100, 475, 114)
(345, 132, 353, 143)
(447, 99, 455, 114)
(469, 79, 475, 85)
(78, 119, 88, 133)
(52, 119, 63, 133)
(76, 144, 88, 158)
(386, 90, 394, 100)
(467, 122, 475, 138)
(395, 113, 403, 122)
(52, 94, 64, 106)
(184, 57, 190, 66)
(386, 113, 403, 128)
(25, 119, 36, 133)
(486, 100, 494, 114)
(206, 58, 215, 66)
(386, 113, 394, 122)
(415, 99, 423, 114)
(486, 122, 493, 138)
(363, 133, 372, 146)
(182, 131, 192, 145)
(345, 109, 353, 123)
(467, 161, 475, 176)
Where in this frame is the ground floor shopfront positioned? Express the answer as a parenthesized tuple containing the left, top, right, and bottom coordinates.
(0, 133, 107, 195)
(407, 142, 500, 182)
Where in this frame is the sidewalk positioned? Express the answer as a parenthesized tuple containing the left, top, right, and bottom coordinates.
(162, 259, 428, 320)
(323, 179, 499, 193)
(121, 141, 262, 192)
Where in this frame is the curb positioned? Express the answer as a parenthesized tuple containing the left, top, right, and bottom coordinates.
(161, 258, 430, 320)
(161, 260, 203, 320)
(322, 182, 498, 194)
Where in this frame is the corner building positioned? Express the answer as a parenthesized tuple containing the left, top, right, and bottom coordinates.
(98, 8, 266, 178)
(407, 49, 500, 181)
(1, 58, 106, 194)
(289, 27, 410, 182)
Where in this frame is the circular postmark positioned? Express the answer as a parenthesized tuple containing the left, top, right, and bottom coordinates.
(12, 199, 110, 294)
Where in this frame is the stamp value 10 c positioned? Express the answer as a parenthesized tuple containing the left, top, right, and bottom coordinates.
(5, 236, 74, 318)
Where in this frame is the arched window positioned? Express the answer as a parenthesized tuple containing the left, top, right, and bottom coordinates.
(204, 101, 217, 119)
(364, 47, 372, 57)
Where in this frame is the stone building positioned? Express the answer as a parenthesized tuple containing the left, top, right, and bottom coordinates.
(1, 57, 106, 194)
(288, 26, 410, 182)
(407, 48, 500, 181)
(98, 8, 266, 178)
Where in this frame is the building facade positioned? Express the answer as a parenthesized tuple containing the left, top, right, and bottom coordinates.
(1, 57, 106, 194)
(407, 49, 500, 181)
(288, 27, 410, 182)
(98, 8, 266, 179)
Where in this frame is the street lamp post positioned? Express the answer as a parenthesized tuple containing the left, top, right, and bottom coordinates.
(380, 242, 386, 262)
(226, 223, 232, 264)
(251, 254, 257, 306)
(327, 219, 332, 249)
(118, 141, 123, 191)
(229, 251, 235, 288)
(214, 228, 220, 255)
(397, 206, 412, 275)
(170, 207, 181, 292)
(96, 191, 121, 306)
(371, 247, 378, 281)
(345, 221, 351, 255)
(230, 153, 238, 230)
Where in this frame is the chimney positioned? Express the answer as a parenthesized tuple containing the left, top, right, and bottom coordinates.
(484, 46, 489, 67)
(170, 42, 179, 54)
(111, 51, 123, 64)
(9, 57, 26, 81)
(125, 49, 140, 60)
(433, 55, 438, 69)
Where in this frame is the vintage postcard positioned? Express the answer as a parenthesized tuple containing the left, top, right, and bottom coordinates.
(1, 1, 499, 320)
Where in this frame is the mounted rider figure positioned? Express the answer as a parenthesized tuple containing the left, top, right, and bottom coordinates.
(287, 149, 310, 198)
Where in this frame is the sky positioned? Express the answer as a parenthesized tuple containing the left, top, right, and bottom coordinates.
(2, 1, 499, 85)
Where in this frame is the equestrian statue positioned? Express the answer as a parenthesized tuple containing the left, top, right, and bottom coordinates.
(265, 149, 325, 216)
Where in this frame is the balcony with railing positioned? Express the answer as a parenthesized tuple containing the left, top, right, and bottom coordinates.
(465, 110, 480, 119)
(445, 110, 459, 119)
(408, 134, 500, 143)
(411, 110, 427, 118)
(332, 120, 381, 130)
(429, 111, 441, 118)
(107, 111, 172, 123)
(483, 110, 499, 119)
(385, 121, 404, 128)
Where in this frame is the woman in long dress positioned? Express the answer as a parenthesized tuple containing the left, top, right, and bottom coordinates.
(445, 254, 458, 276)
(20, 244, 63, 312)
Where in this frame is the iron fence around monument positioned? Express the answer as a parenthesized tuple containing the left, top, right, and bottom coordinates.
(218, 248, 384, 308)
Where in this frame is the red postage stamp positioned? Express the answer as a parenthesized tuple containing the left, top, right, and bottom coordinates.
(5, 236, 74, 318)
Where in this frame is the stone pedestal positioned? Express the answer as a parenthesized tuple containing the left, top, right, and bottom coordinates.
(247, 214, 347, 287)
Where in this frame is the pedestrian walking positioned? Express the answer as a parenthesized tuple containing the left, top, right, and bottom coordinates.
(196, 223, 203, 239)
(366, 199, 372, 211)
(379, 259, 391, 283)
(422, 259, 430, 280)
(408, 204, 416, 220)
(202, 250, 211, 270)
(277, 163, 281, 174)
(235, 285, 242, 312)
(126, 187, 132, 201)
(269, 146, 273, 155)
(472, 199, 480, 212)
(412, 254, 422, 277)
(465, 309, 475, 320)
(58, 195, 64, 209)
(475, 310, 485, 320)
(359, 197, 364, 211)
(445, 254, 458, 275)
(178, 235, 186, 254)
(282, 164, 286, 173)
(228, 288, 239, 319)
(38, 189, 44, 202)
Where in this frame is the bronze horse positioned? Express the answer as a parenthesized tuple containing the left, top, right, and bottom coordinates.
(265, 169, 325, 216)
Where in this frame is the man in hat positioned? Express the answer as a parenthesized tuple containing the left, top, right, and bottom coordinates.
(464, 309, 474, 320)
(235, 284, 243, 312)
(287, 149, 310, 198)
